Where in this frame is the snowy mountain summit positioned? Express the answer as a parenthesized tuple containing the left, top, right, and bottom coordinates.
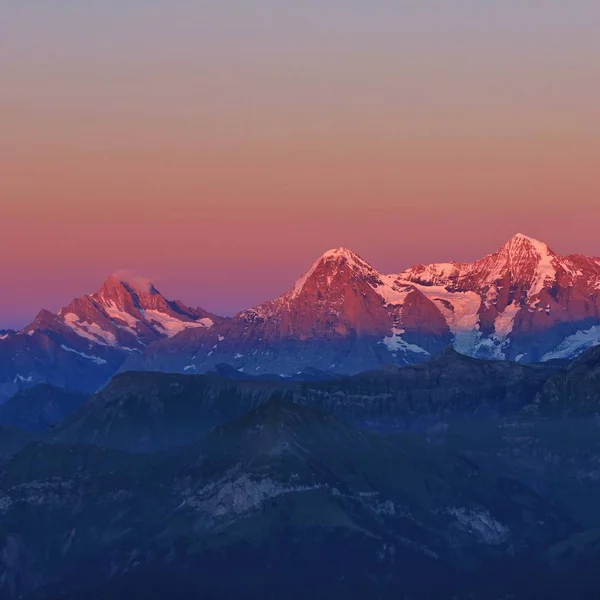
(128, 234, 600, 378)
(398, 233, 600, 361)
(2, 234, 600, 399)
(0, 276, 218, 400)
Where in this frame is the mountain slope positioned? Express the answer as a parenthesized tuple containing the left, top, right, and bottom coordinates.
(397, 234, 600, 362)
(0, 400, 576, 599)
(537, 344, 600, 415)
(51, 351, 566, 453)
(0, 384, 89, 431)
(52, 371, 294, 451)
(0, 425, 32, 458)
(300, 347, 563, 427)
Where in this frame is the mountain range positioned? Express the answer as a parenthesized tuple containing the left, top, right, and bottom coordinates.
(0, 396, 585, 600)
(0, 343, 594, 452)
(38, 348, 559, 452)
(3, 233, 600, 401)
(3, 353, 600, 598)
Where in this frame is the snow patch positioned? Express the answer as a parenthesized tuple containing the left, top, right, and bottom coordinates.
(398, 263, 457, 287)
(494, 302, 520, 340)
(382, 328, 430, 356)
(103, 302, 139, 329)
(527, 238, 557, 297)
(60, 345, 108, 365)
(408, 285, 484, 356)
(375, 275, 414, 306)
(142, 310, 213, 337)
(541, 326, 600, 361)
(62, 313, 117, 346)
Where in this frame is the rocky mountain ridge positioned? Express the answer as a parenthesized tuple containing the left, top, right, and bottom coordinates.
(0, 276, 219, 401)
(0, 399, 579, 599)
(125, 234, 600, 379)
(3, 234, 600, 399)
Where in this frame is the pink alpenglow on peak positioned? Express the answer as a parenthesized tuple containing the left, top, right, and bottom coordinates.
(0, 275, 222, 401)
(290, 247, 379, 299)
(3, 234, 600, 401)
(106, 272, 159, 296)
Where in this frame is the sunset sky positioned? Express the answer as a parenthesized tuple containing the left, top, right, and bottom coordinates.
(2, 1, 599, 328)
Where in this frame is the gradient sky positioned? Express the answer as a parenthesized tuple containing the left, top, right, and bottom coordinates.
(2, 1, 599, 328)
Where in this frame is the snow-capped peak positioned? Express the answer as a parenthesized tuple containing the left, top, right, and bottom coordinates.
(502, 233, 553, 257)
(320, 247, 362, 261)
(493, 233, 556, 297)
(290, 247, 378, 298)
(510, 233, 541, 244)
(20, 274, 215, 353)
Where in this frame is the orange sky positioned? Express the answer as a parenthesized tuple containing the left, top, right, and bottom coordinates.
(1, 2, 599, 327)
